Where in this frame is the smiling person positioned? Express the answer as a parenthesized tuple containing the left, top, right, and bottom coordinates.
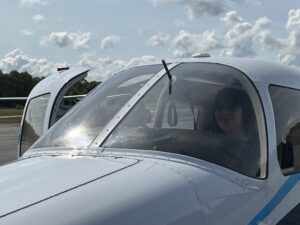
(213, 87, 254, 140)
(211, 87, 260, 176)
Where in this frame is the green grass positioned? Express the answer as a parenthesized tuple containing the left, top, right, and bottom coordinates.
(0, 109, 23, 123)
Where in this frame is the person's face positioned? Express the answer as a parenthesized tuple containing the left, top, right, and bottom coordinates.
(214, 106, 243, 134)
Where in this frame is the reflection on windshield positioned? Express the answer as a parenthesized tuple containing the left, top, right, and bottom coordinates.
(32, 65, 163, 149)
(103, 63, 262, 178)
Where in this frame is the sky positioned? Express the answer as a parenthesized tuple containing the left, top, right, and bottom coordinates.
(0, 0, 299, 81)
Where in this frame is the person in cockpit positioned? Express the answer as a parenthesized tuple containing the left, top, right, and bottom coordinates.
(212, 87, 260, 176)
(213, 88, 254, 139)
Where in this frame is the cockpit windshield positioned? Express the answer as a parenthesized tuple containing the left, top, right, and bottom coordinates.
(102, 63, 264, 178)
(32, 62, 265, 178)
(32, 65, 163, 149)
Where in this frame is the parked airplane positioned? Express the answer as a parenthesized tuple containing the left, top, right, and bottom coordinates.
(0, 57, 300, 225)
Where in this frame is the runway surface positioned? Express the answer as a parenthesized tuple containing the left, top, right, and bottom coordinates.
(0, 123, 19, 165)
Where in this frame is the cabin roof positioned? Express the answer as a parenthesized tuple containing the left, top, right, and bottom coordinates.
(167, 58, 300, 89)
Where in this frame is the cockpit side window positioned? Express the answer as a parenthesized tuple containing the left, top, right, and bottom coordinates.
(269, 85, 300, 176)
(20, 93, 50, 154)
(103, 62, 265, 178)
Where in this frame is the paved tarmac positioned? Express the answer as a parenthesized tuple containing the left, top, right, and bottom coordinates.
(0, 123, 19, 165)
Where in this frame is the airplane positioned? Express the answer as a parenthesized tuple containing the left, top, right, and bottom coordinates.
(0, 56, 300, 225)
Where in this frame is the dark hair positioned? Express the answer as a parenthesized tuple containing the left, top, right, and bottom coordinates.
(212, 88, 255, 134)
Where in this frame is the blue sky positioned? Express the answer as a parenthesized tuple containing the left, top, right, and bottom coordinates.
(0, 0, 299, 80)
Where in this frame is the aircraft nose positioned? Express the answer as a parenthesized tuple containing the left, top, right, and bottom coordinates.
(0, 155, 139, 218)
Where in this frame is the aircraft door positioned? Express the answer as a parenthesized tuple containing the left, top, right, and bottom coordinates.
(18, 67, 89, 156)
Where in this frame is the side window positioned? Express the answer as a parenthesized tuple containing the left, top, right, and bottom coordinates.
(269, 85, 300, 175)
(20, 94, 50, 155)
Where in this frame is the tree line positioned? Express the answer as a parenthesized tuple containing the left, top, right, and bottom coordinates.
(0, 70, 100, 108)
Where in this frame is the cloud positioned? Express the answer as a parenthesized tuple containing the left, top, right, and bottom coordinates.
(0, 49, 28, 72)
(221, 10, 244, 25)
(170, 30, 221, 57)
(125, 56, 158, 68)
(286, 9, 300, 31)
(220, 11, 284, 57)
(0, 49, 158, 81)
(168, 9, 299, 68)
(278, 9, 300, 66)
(3, 10, 300, 81)
(32, 14, 45, 23)
(258, 31, 285, 50)
(78, 57, 126, 81)
(40, 31, 91, 50)
(19, 0, 48, 8)
(100, 35, 121, 49)
(77, 53, 157, 80)
(0, 49, 66, 77)
(151, 0, 245, 19)
(167, 10, 288, 62)
(147, 33, 170, 46)
(20, 28, 34, 36)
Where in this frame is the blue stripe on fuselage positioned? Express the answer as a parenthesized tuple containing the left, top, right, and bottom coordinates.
(248, 173, 300, 225)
